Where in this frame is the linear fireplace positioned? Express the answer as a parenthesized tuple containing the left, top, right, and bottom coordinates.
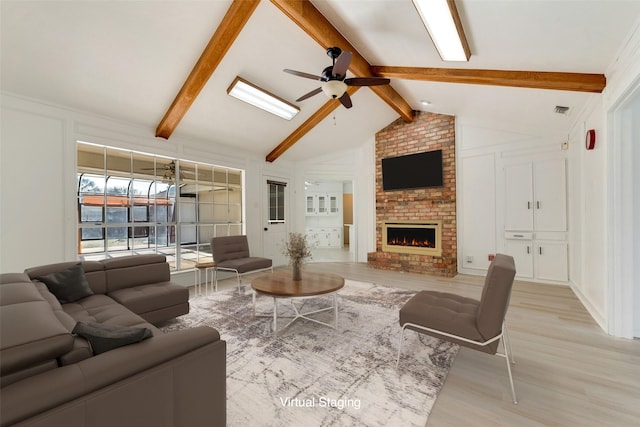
(382, 221, 442, 256)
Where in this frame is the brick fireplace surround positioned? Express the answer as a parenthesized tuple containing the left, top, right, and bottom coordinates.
(368, 111, 457, 277)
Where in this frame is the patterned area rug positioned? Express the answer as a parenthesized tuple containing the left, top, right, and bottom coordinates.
(160, 280, 458, 427)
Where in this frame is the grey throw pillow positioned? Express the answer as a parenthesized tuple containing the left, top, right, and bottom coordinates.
(72, 322, 153, 355)
(36, 263, 94, 303)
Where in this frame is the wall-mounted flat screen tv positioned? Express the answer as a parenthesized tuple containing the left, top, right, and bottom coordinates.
(382, 150, 444, 190)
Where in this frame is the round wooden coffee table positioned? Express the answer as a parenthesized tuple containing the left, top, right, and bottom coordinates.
(251, 270, 345, 336)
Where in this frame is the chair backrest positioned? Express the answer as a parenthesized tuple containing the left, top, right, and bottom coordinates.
(476, 254, 516, 341)
(210, 235, 250, 263)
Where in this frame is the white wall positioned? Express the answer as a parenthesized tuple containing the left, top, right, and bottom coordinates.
(564, 17, 640, 336)
(567, 97, 607, 327)
(1, 107, 70, 271)
(0, 93, 293, 275)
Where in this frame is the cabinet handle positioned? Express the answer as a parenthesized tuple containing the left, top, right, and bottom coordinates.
(527, 201, 531, 210)
(536, 201, 541, 209)
(539, 246, 543, 255)
(526, 246, 530, 254)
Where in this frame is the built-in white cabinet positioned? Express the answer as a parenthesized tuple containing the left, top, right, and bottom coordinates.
(306, 227, 342, 248)
(504, 159, 567, 232)
(503, 158, 568, 283)
(305, 193, 340, 216)
(504, 233, 568, 282)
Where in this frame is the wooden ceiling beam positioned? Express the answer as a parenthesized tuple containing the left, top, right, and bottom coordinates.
(371, 66, 606, 93)
(269, 0, 414, 122)
(266, 87, 360, 162)
(155, 0, 260, 139)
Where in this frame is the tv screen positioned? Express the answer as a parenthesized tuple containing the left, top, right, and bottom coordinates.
(382, 150, 443, 190)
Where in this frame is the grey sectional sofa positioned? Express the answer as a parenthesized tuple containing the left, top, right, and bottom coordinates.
(0, 255, 226, 427)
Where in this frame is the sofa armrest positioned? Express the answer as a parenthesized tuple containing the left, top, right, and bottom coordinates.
(0, 326, 225, 426)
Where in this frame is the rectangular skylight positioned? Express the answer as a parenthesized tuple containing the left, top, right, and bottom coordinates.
(413, 0, 470, 62)
(227, 76, 299, 120)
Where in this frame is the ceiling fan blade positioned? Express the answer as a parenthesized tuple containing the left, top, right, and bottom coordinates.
(296, 87, 323, 102)
(344, 77, 390, 86)
(338, 92, 352, 109)
(284, 69, 323, 81)
(332, 51, 352, 78)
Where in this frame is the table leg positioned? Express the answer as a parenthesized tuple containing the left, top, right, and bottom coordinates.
(273, 297, 278, 336)
(334, 293, 338, 329)
(252, 291, 256, 317)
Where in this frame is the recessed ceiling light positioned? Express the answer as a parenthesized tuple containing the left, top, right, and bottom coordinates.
(420, 100, 432, 106)
(412, 0, 470, 62)
(227, 76, 299, 120)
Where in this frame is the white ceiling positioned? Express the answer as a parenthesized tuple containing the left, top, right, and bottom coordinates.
(2, 1, 639, 162)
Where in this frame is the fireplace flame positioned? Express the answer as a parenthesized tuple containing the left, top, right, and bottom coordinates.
(388, 236, 435, 248)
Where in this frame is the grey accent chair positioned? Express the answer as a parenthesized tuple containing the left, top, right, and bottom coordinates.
(396, 253, 518, 403)
(210, 235, 273, 292)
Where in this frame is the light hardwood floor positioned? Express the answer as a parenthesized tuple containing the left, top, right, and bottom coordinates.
(211, 261, 640, 427)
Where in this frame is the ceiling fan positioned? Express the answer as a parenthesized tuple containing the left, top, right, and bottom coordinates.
(284, 46, 390, 109)
(141, 160, 194, 182)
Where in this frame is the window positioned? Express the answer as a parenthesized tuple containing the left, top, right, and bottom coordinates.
(77, 143, 244, 271)
(268, 180, 286, 223)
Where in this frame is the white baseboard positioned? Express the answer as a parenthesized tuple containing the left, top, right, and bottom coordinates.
(569, 281, 607, 334)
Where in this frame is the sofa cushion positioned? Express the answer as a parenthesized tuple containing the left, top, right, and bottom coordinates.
(103, 255, 170, 293)
(35, 264, 94, 304)
(0, 275, 74, 383)
(0, 301, 74, 377)
(72, 322, 153, 355)
(62, 294, 160, 334)
(108, 282, 188, 317)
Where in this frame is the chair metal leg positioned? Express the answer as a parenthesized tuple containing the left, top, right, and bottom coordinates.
(502, 324, 518, 404)
(194, 269, 200, 296)
(503, 323, 515, 364)
(235, 271, 241, 293)
(396, 325, 406, 369)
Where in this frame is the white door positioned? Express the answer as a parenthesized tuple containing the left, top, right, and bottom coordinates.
(535, 241, 568, 282)
(504, 239, 534, 278)
(533, 159, 567, 232)
(504, 163, 534, 231)
(263, 177, 289, 266)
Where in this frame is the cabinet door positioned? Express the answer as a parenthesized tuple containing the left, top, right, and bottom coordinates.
(328, 195, 339, 214)
(533, 159, 567, 231)
(504, 239, 533, 278)
(535, 241, 568, 282)
(306, 195, 316, 215)
(317, 195, 327, 214)
(327, 228, 342, 247)
(504, 163, 534, 231)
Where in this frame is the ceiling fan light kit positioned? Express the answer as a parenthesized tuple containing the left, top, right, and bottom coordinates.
(412, 0, 470, 61)
(227, 76, 299, 120)
(322, 80, 348, 99)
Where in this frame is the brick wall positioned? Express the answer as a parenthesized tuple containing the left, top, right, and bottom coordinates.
(368, 111, 457, 276)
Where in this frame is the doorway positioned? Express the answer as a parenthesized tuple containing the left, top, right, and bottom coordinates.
(304, 179, 355, 263)
(608, 81, 640, 338)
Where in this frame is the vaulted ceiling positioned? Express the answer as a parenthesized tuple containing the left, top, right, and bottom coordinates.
(2, 1, 639, 162)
